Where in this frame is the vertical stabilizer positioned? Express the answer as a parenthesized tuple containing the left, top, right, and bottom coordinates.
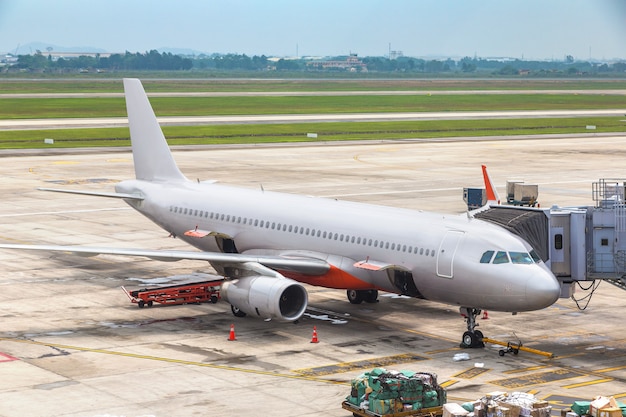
(123, 78, 187, 182)
(481, 165, 501, 205)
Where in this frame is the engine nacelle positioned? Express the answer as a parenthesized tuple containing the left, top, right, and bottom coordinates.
(221, 276, 308, 322)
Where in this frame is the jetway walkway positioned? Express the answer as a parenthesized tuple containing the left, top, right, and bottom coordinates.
(472, 178, 626, 300)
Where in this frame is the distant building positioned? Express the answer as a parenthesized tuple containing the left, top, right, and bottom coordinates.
(389, 50, 403, 60)
(46, 51, 113, 61)
(307, 53, 367, 72)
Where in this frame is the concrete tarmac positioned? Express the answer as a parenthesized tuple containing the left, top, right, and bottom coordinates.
(1, 134, 626, 417)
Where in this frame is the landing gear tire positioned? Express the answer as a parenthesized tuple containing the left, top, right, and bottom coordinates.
(347, 289, 378, 304)
(460, 307, 485, 348)
(347, 289, 364, 304)
(231, 305, 247, 318)
(364, 290, 379, 303)
(462, 331, 480, 348)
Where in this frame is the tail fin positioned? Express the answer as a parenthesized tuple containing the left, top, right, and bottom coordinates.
(481, 165, 501, 205)
(123, 78, 187, 182)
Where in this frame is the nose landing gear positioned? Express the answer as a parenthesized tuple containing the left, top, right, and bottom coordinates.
(460, 307, 485, 348)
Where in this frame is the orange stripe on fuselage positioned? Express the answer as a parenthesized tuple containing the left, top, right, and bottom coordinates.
(280, 265, 375, 290)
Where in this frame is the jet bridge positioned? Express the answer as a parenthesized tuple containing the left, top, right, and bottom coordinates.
(473, 179, 626, 298)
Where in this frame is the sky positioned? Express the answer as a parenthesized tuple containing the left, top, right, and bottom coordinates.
(0, 0, 625, 61)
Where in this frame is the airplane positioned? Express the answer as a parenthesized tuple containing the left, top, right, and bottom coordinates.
(0, 78, 561, 348)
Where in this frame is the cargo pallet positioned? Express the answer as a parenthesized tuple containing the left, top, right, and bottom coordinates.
(122, 280, 222, 308)
(342, 401, 442, 417)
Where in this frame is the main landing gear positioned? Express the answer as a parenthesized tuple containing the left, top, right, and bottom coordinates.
(460, 307, 485, 348)
(346, 289, 379, 304)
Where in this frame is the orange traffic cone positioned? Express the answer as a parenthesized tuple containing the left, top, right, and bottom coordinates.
(482, 311, 489, 320)
(228, 324, 237, 341)
(310, 326, 319, 343)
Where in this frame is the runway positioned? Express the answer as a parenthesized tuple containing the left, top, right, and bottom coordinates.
(1, 109, 625, 131)
(1, 135, 626, 416)
(2, 88, 625, 98)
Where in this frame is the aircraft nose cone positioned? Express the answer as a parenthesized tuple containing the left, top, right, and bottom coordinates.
(526, 268, 561, 309)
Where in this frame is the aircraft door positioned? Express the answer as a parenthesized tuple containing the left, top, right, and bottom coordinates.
(436, 231, 464, 278)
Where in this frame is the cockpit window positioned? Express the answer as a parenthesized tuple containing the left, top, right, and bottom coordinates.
(480, 250, 495, 264)
(509, 252, 533, 264)
(529, 250, 541, 263)
(493, 251, 510, 264)
(480, 249, 539, 265)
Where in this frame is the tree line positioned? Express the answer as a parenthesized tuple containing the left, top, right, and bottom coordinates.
(8, 50, 626, 75)
(14, 50, 193, 71)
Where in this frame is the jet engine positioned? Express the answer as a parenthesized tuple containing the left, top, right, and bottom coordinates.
(221, 276, 308, 322)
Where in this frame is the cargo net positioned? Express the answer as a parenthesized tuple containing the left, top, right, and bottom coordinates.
(346, 368, 446, 415)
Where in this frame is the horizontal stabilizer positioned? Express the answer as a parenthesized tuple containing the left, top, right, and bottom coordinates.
(38, 187, 144, 200)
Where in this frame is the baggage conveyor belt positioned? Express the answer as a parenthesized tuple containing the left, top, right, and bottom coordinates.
(122, 279, 223, 308)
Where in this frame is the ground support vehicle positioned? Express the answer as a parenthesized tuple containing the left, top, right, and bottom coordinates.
(122, 280, 222, 308)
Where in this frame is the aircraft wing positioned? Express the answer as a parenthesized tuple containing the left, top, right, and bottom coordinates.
(0, 243, 330, 275)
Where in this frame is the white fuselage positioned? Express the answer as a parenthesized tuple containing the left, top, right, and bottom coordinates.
(117, 178, 561, 313)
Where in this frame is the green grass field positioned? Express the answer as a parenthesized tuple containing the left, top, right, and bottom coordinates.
(1, 117, 623, 149)
(1, 77, 626, 93)
(0, 78, 624, 149)
(1, 94, 625, 119)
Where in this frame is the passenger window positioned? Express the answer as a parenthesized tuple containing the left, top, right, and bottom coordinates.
(493, 251, 509, 264)
(480, 250, 495, 264)
(509, 252, 533, 264)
